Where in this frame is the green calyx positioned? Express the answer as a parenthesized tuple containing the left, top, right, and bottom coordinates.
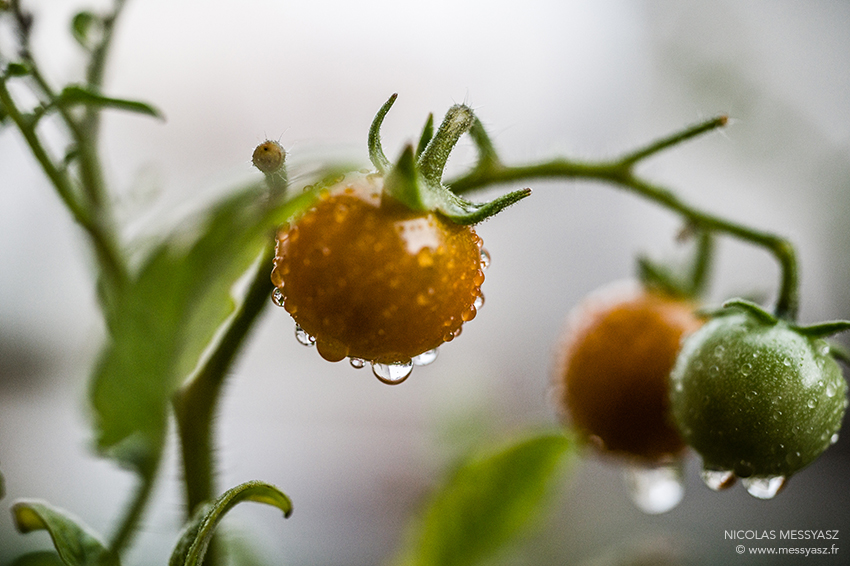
(368, 94, 531, 225)
(711, 297, 850, 341)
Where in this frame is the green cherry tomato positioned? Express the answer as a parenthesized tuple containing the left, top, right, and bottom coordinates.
(670, 311, 847, 482)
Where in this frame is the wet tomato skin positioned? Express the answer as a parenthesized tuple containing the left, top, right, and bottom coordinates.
(670, 312, 848, 478)
(555, 283, 703, 462)
(272, 173, 484, 364)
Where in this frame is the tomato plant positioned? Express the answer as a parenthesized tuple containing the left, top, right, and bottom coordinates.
(1, 2, 848, 564)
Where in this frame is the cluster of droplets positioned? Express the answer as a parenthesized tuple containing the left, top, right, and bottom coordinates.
(621, 457, 793, 512)
(272, 246, 490, 385)
(699, 465, 788, 499)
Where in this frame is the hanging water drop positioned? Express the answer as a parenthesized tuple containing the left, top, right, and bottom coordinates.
(349, 357, 366, 369)
(412, 349, 439, 366)
(271, 287, 286, 307)
(700, 467, 736, 491)
(479, 248, 491, 271)
(294, 325, 316, 347)
(742, 475, 787, 499)
(372, 361, 414, 385)
(830, 433, 839, 445)
(622, 461, 685, 514)
(473, 293, 485, 310)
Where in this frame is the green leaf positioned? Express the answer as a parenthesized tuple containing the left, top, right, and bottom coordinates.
(395, 432, 574, 566)
(11, 500, 119, 566)
(90, 187, 318, 470)
(57, 85, 163, 120)
(4, 62, 31, 77)
(10, 552, 66, 566)
(71, 11, 99, 49)
(169, 481, 293, 566)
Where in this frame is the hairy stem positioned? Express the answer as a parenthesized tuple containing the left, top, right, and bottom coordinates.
(172, 244, 275, 564)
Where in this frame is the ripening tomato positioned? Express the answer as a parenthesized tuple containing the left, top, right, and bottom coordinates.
(271, 172, 485, 366)
(555, 283, 703, 462)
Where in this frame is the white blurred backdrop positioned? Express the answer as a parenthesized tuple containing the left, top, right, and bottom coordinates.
(2, 1, 850, 565)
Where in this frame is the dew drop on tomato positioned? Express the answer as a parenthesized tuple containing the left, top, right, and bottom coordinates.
(700, 466, 736, 491)
(473, 293, 485, 310)
(622, 459, 685, 514)
(271, 287, 285, 307)
(742, 475, 787, 499)
(411, 348, 439, 366)
(372, 361, 413, 385)
(479, 248, 490, 271)
(294, 324, 316, 347)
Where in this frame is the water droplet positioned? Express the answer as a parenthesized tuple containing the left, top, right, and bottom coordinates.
(783, 357, 791, 367)
(622, 461, 685, 514)
(473, 293, 485, 310)
(713, 345, 725, 358)
(709, 365, 719, 376)
(479, 248, 491, 271)
(333, 203, 349, 223)
(825, 382, 837, 397)
(700, 467, 736, 491)
(417, 248, 435, 267)
(742, 476, 787, 499)
(741, 363, 752, 376)
(294, 325, 316, 347)
(271, 287, 285, 307)
(831, 433, 840, 445)
(349, 357, 366, 369)
(461, 305, 477, 322)
(807, 398, 817, 409)
(412, 349, 439, 366)
(372, 361, 414, 385)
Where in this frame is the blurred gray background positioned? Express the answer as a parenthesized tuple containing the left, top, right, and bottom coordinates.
(2, 0, 849, 564)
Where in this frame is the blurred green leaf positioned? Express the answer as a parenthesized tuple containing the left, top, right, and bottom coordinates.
(10, 552, 66, 566)
(57, 85, 163, 119)
(395, 432, 574, 566)
(169, 480, 293, 566)
(12, 500, 119, 566)
(71, 11, 99, 49)
(90, 187, 317, 471)
(4, 62, 31, 77)
(1, 464, 5, 499)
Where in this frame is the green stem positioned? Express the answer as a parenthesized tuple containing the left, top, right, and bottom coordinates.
(0, 79, 128, 294)
(448, 119, 799, 321)
(172, 244, 276, 564)
(618, 115, 728, 167)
